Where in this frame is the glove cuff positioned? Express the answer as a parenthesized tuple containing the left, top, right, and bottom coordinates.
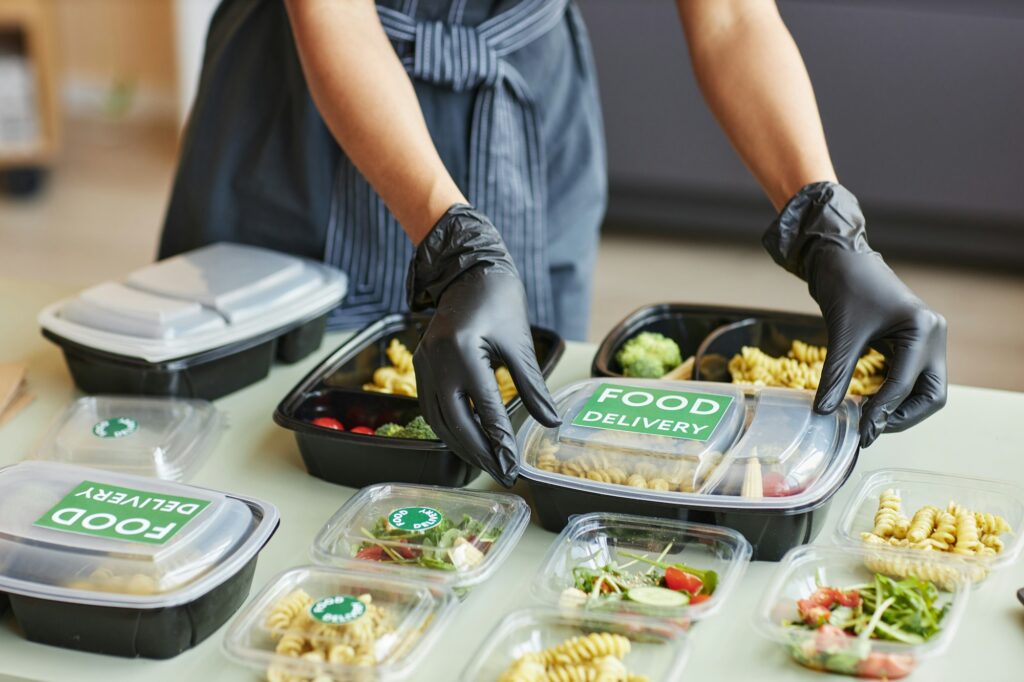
(762, 181, 874, 280)
(406, 204, 519, 311)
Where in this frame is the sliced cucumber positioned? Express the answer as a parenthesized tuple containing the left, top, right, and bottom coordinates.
(626, 586, 689, 608)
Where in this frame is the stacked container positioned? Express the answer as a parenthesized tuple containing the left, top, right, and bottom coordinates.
(0, 461, 279, 658)
(275, 313, 563, 488)
(40, 243, 348, 399)
(516, 377, 860, 559)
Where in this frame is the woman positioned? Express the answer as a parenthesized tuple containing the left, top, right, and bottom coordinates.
(160, 0, 947, 486)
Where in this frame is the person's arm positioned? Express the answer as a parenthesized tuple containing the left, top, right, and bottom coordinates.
(676, 0, 835, 210)
(285, 0, 464, 242)
(676, 0, 947, 446)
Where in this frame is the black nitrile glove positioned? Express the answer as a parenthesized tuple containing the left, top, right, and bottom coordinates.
(407, 204, 561, 486)
(764, 182, 947, 448)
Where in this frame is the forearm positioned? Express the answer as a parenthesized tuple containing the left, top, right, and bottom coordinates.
(285, 0, 465, 243)
(676, 0, 836, 210)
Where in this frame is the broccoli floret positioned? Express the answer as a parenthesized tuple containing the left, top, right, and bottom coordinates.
(616, 332, 682, 378)
(375, 422, 404, 437)
(399, 415, 438, 440)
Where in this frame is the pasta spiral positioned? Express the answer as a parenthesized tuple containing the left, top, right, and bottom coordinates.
(265, 589, 313, 633)
(542, 633, 631, 666)
(498, 633, 649, 682)
(871, 489, 904, 538)
(727, 341, 884, 395)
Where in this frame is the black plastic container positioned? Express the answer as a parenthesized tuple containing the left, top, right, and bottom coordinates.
(8, 553, 260, 658)
(0, 461, 280, 659)
(524, 474, 854, 562)
(43, 313, 328, 401)
(275, 313, 564, 488)
(592, 303, 824, 379)
(693, 315, 828, 383)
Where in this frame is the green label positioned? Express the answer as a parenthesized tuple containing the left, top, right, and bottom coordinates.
(387, 506, 443, 531)
(92, 417, 138, 439)
(309, 595, 367, 625)
(570, 383, 733, 442)
(33, 480, 212, 545)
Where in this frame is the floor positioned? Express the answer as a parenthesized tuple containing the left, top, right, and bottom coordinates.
(2, 119, 1022, 391)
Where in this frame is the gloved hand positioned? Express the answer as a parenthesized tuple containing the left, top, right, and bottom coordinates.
(407, 204, 561, 486)
(764, 182, 947, 448)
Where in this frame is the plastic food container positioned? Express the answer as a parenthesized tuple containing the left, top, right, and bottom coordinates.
(532, 512, 750, 625)
(754, 545, 970, 679)
(834, 468, 1024, 587)
(0, 461, 279, 658)
(33, 395, 223, 481)
(460, 607, 689, 682)
(311, 483, 530, 594)
(591, 302, 823, 380)
(39, 243, 348, 400)
(223, 565, 457, 681)
(274, 313, 564, 488)
(517, 378, 860, 560)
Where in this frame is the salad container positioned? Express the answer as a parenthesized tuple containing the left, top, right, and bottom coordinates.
(591, 302, 823, 380)
(223, 565, 457, 681)
(0, 461, 279, 658)
(460, 607, 689, 682)
(274, 313, 564, 488)
(516, 378, 860, 560)
(33, 395, 223, 481)
(834, 468, 1024, 587)
(39, 243, 348, 400)
(533, 512, 750, 625)
(755, 545, 970, 679)
(311, 483, 530, 593)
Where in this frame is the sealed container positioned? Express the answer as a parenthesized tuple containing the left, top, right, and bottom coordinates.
(274, 313, 564, 488)
(223, 565, 457, 681)
(0, 461, 279, 658)
(532, 512, 750, 625)
(517, 378, 860, 560)
(460, 607, 689, 682)
(694, 314, 828, 383)
(39, 243, 348, 400)
(834, 468, 1024, 587)
(33, 395, 223, 481)
(311, 483, 530, 593)
(755, 545, 969, 679)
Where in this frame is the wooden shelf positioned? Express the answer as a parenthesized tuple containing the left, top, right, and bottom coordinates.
(0, 0, 59, 169)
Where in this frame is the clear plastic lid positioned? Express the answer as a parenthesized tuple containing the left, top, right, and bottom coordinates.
(34, 396, 223, 481)
(0, 461, 277, 608)
(518, 379, 860, 511)
(223, 565, 457, 681)
(310, 483, 531, 591)
(460, 607, 689, 682)
(532, 512, 751, 623)
(834, 468, 1024, 585)
(754, 545, 970, 678)
(39, 243, 347, 363)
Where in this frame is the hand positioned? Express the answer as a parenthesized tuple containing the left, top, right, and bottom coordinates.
(764, 183, 947, 448)
(407, 205, 560, 486)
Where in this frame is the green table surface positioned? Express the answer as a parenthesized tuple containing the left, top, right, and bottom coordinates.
(1, 277, 1022, 682)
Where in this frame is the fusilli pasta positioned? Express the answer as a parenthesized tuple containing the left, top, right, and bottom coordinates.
(727, 341, 885, 395)
(498, 633, 649, 682)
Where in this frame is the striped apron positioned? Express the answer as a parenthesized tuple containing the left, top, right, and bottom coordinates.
(159, 0, 606, 340)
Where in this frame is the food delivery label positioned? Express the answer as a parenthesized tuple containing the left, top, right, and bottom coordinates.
(388, 506, 443, 532)
(571, 384, 734, 442)
(310, 595, 367, 625)
(92, 417, 138, 439)
(33, 480, 212, 545)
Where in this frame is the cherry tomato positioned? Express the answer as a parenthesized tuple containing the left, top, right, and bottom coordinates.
(797, 599, 831, 626)
(809, 587, 840, 607)
(814, 624, 852, 651)
(311, 417, 344, 431)
(763, 472, 789, 497)
(688, 594, 711, 605)
(349, 425, 375, 435)
(664, 566, 704, 594)
(355, 546, 386, 561)
(837, 589, 861, 608)
(857, 653, 915, 679)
